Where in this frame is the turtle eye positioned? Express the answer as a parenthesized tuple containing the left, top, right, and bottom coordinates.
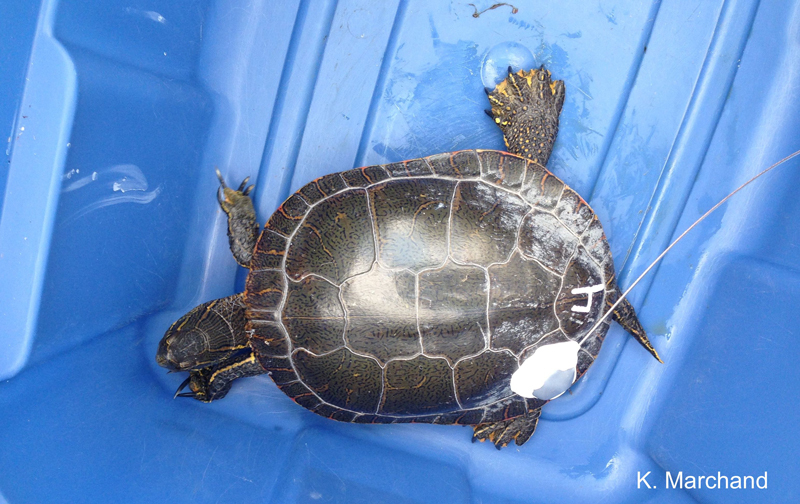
(510, 340, 580, 400)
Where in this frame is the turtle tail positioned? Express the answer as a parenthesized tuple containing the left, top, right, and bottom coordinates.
(610, 286, 663, 363)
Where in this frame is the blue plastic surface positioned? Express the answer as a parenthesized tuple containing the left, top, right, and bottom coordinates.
(1, 0, 799, 502)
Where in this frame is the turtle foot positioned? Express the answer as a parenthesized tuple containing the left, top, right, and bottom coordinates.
(216, 168, 258, 267)
(472, 409, 541, 449)
(170, 352, 265, 403)
(485, 65, 565, 166)
(173, 368, 231, 403)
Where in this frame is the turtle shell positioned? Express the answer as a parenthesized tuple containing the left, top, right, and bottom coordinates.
(244, 149, 614, 426)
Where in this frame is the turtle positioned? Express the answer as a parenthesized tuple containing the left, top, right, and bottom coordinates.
(156, 65, 661, 449)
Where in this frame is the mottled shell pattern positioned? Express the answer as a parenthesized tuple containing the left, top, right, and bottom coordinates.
(244, 149, 614, 426)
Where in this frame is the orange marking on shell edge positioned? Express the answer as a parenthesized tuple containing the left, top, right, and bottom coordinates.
(540, 173, 549, 193)
(312, 179, 327, 196)
(253, 287, 282, 295)
(498, 157, 507, 182)
(249, 333, 279, 342)
(586, 238, 603, 252)
(278, 205, 302, 220)
(361, 167, 374, 183)
(264, 222, 289, 237)
(269, 365, 293, 372)
(449, 155, 462, 175)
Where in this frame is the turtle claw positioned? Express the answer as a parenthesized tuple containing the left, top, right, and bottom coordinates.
(507, 65, 514, 76)
(243, 184, 255, 196)
(172, 372, 213, 402)
(215, 167, 227, 187)
(484, 109, 494, 118)
(216, 169, 253, 199)
(471, 409, 541, 448)
(483, 87, 492, 95)
(173, 376, 192, 399)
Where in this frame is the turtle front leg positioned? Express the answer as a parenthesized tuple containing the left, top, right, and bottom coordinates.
(472, 408, 542, 449)
(486, 65, 565, 166)
(216, 169, 258, 267)
(174, 353, 265, 402)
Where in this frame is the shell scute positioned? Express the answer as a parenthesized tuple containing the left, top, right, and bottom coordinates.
(282, 276, 345, 354)
(418, 261, 487, 363)
(478, 150, 527, 191)
(369, 178, 455, 271)
(454, 350, 517, 409)
(426, 150, 482, 178)
(293, 348, 382, 413)
(379, 356, 457, 415)
(383, 158, 433, 177)
(285, 189, 374, 284)
(251, 229, 287, 270)
(487, 252, 561, 354)
(519, 161, 564, 209)
(450, 181, 528, 266)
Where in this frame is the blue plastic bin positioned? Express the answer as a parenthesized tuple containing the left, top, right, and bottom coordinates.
(1, 0, 799, 502)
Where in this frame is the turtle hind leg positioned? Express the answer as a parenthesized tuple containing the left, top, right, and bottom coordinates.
(610, 288, 663, 363)
(472, 409, 542, 449)
(486, 65, 565, 166)
(216, 169, 258, 267)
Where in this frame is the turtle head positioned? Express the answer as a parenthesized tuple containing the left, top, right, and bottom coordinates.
(156, 319, 211, 372)
(156, 295, 250, 372)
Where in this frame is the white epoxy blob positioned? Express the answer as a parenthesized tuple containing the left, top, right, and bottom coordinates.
(510, 340, 581, 400)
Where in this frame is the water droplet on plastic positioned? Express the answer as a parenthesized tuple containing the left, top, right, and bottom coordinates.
(481, 42, 536, 90)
